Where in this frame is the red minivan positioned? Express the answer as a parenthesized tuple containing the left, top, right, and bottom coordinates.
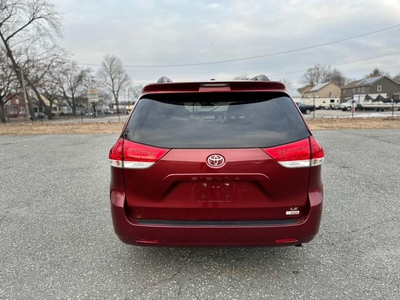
(109, 75, 324, 247)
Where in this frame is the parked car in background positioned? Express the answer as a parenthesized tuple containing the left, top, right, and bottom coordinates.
(331, 103, 342, 110)
(295, 102, 316, 114)
(340, 99, 356, 111)
(109, 75, 325, 247)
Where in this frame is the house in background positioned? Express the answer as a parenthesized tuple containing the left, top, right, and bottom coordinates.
(340, 80, 359, 102)
(341, 76, 400, 102)
(303, 82, 341, 99)
(2, 94, 51, 119)
(297, 85, 312, 97)
(2, 94, 28, 118)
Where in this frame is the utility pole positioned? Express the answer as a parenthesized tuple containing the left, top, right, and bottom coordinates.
(313, 94, 315, 119)
(87, 77, 98, 118)
(391, 93, 394, 118)
(19, 64, 30, 121)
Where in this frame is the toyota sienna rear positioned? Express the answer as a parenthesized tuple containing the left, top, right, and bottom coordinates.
(109, 75, 324, 246)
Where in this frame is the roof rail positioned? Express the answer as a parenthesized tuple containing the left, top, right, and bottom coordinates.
(250, 74, 270, 81)
(157, 76, 173, 83)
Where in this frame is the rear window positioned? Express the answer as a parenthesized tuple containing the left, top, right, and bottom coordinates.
(124, 92, 309, 148)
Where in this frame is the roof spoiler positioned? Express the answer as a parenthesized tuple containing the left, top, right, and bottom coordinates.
(250, 74, 270, 81)
(157, 76, 173, 83)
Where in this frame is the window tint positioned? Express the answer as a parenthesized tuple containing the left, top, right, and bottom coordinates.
(125, 92, 309, 148)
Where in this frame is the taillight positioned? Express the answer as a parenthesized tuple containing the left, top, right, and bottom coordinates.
(109, 138, 169, 169)
(310, 136, 324, 167)
(109, 138, 124, 168)
(123, 140, 169, 169)
(263, 137, 324, 168)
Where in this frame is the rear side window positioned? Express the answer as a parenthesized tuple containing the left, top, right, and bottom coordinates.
(124, 92, 309, 148)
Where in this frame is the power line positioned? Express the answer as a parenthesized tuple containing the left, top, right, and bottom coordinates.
(78, 24, 400, 68)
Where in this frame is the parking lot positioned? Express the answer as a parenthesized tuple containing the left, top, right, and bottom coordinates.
(1, 130, 399, 299)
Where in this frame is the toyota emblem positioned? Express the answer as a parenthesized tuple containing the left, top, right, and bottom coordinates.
(206, 154, 225, 168)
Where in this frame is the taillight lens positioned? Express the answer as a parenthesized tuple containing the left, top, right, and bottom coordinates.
(263, 137, 324, 168)
(310, 136, 324, 167)
(109, 138, 169, 169)
(123, 140, 169, 169)
(109, 138, 124, 168)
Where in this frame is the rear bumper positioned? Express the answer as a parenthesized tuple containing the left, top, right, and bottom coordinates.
(110, 188, 323, 247)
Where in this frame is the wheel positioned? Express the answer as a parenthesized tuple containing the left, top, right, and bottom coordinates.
(305, 109, 311, 114)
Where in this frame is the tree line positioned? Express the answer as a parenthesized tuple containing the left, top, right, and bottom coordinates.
(0, 0, 139, 123)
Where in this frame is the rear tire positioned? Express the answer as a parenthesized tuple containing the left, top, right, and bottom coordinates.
(305, 109, 311, 114)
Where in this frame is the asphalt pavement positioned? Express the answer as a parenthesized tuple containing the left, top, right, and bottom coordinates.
(0, 130, 399, 299)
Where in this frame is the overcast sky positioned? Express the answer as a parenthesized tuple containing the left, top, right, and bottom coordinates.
(52, 0, 400, 87)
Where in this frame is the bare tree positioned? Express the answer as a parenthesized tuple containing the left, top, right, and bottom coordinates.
(0, 47, 18, 123)
(233, 74, 250, 80)
(128, 84, 143, 102)
(39, 59, 66, 119)
(0, 0, 62, 121)
(40, 78, 59, 119)
(52, 60, 91, 116)
(324, 68, 346, 87)
(96, 87, 112, 103)
(299, 64, 347, 87)
(299, 64, 327, 86)
(279, 78, 293, 89)
(97, 54, 130, 117)
(19, 47, 66, 119)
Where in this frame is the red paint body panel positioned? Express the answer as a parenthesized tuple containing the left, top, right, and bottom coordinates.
(110, 185, 322, 246)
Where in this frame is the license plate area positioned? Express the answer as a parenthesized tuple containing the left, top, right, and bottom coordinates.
(194, 182, 235, 202)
